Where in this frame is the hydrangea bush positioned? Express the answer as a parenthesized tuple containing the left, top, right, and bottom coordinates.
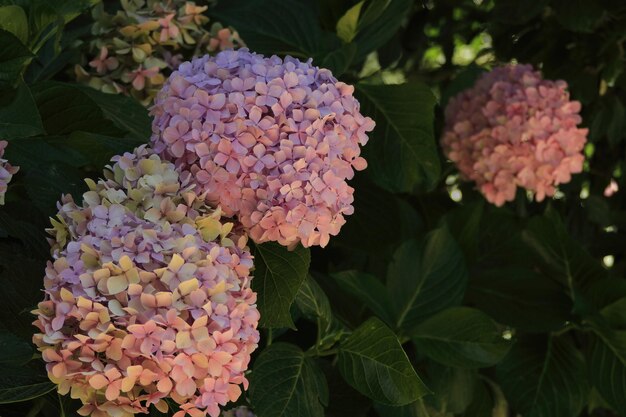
(2, 1, 626, 417)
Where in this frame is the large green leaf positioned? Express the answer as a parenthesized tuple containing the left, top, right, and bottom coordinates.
(496, 335, 588, 417)
(0, 80, 44, 139)
(252, 242, 310, 328)
(249, 343, 328, 417)
(466, 267, 573, 332)
(413, 307, 511, 369)
(0, 29, 33, 86)
(332, 270, 394, 326)
(295, 275, 332, 332)
(523, 209, 606, 291)
(388, 228, 467, 332)
(338, 317, 429, 405)
(211, 0, 337, 59)
(356, 82, 439, 192)
(0, 331, 33, 365)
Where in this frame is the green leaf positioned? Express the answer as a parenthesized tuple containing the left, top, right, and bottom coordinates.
(465, 267, 573, 332)
(24, 161, 87, 214)
(252, 242, 310, 328)
(0, 5, 27, 44)
(0, 365, 55, 404)
(356, 82, 439, 192)
(73, 85, 151, 140)
(353, 0, 412, 61)
(321, 43, 356, 77)
(552, 0, 605, 33)
(374, 401, 426, 417)
(0, 80, 44, 139)
(496, 335, 589, 417)
(587, 326, 626, 415)
(0, 331, 33, 365)
(211, 0, 336, 59)
(249, 343, 327, 417)
(440, 65, 486, 110)
(523, 209, 606, 291)
(338, 317, 429, 405)
(461, 379, 494, 417)
(413, 307, 511, 369)
(388, 228, 467, 332)
(0, 29, 33, 86)
(295, 275, 332, 331)
(492, 0, 548, 24)
(426, 364, 476, 414)
(358, 0, 393, 29)
(331, 270, 394, 326)
(334, 177, 420, 256)
(49, 131, 145, 168)
(32, 82, 123, 136)
(442, 201, 484, 261)
(336, 1, 363, 43)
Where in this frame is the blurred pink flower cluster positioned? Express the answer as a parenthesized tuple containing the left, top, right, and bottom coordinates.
(442, 64, 587, 206)
(151, 49, 374, 248)
(33, 146, 259, 417)
(76, 0, 244, 105)
(222, 406, 255, 417)
(0, 140, 18, 205)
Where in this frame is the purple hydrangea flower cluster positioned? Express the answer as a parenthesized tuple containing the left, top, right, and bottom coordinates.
(151, 49, 374, 248)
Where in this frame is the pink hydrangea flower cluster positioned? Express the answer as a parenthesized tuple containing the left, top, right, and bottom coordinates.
(151, 49, 374, 248)
(0, 140, 18, 205)
(33, 146, 259, 417)
(441, 64, 588, 206)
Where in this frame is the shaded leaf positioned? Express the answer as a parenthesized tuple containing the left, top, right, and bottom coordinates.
(496, 335, 588, 417)
(466, 267, 573, 332)
(356, 82, 439, 192)
(0, 29, 33, 86)
(295, 275, 332, 332)
(0, 365, 54, 404)
(388, 228, 467, 332)
(249, 343, 327, 417)
(338, 317, 429, 405)
(413, 307, 511, 369)
(0, 330, 33, 365)
(253, 242, 310, 328)
(0, 80, 44, 140)
(331, 270, 394, 326)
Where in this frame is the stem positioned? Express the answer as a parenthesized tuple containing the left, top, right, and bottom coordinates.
(266, 328, 273, 346)
(306, 348, 338, 358)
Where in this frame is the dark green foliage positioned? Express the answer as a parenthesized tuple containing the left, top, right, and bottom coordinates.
(1, 1, 626, 416)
